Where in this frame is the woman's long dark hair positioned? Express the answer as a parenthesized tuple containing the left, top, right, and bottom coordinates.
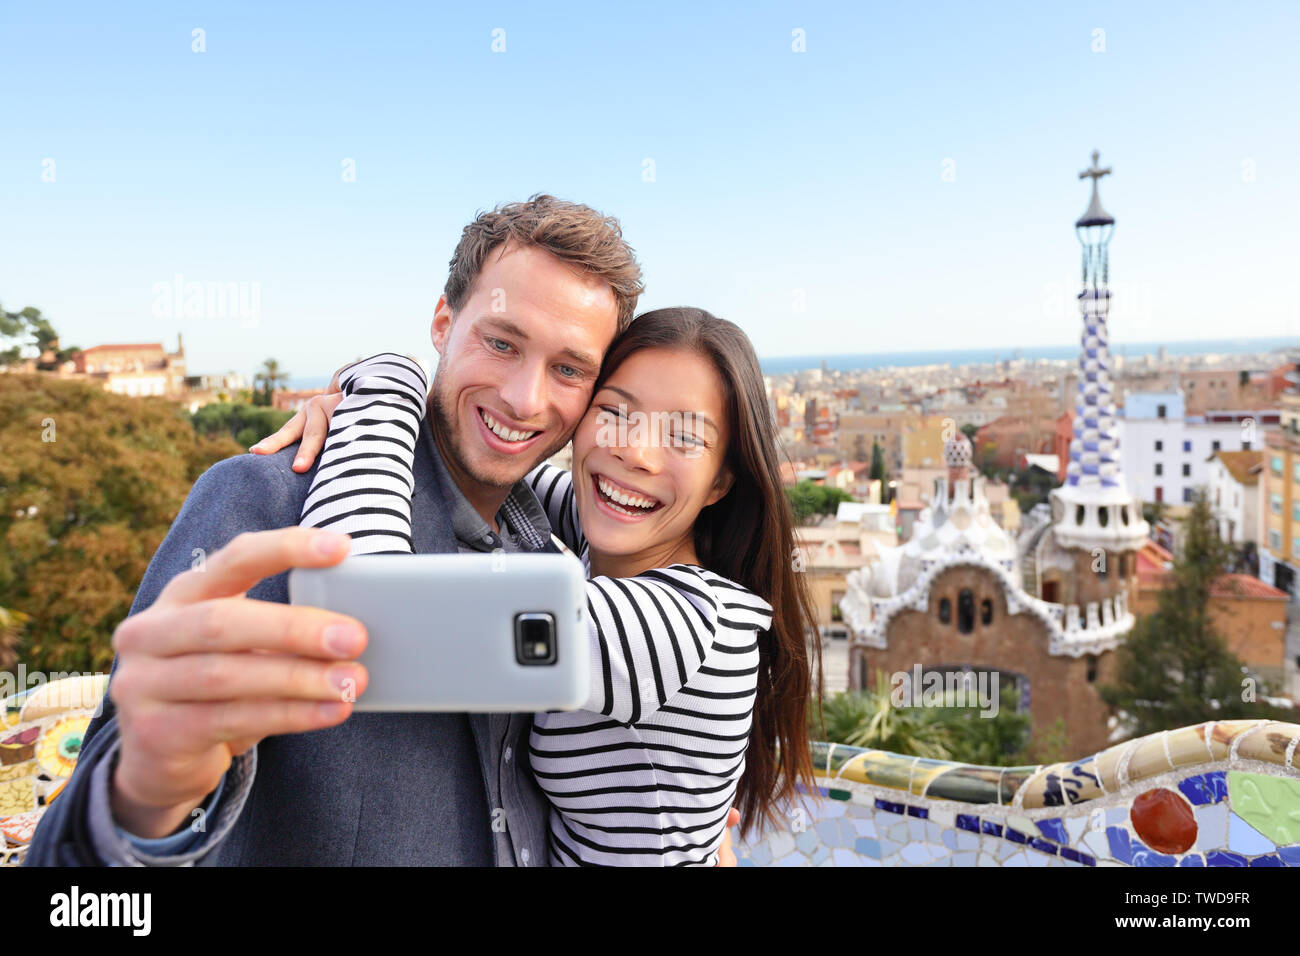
(592, 307, 823, 838)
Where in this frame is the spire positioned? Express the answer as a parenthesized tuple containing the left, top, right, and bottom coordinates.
(1049, 151, 1147, 552)
(1076, 150, 1114, 227)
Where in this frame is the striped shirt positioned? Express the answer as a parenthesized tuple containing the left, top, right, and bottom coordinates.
(525, 464, 772, 867)
(300, 353, 773, 866)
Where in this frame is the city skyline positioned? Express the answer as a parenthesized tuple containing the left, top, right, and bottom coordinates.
(3, 1, 1298, 380)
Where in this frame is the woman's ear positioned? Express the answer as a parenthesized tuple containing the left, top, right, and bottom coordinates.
(705, 466, 734, 507)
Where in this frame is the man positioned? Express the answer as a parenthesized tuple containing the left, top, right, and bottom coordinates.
(26, 195, 740, 865)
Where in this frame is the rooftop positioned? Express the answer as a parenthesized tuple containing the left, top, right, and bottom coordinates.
(1209, 449, 1263, 486)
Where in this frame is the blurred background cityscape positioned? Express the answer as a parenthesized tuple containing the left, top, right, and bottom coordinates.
(3, 1, 1299, 766)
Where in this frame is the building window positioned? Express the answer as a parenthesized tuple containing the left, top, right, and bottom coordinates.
(1183, 488, 1193, 503)
(1294, 461, 1300, 484)
(1273, 456, 1285, 476)
(1294, 502, 1300, 523)
(1157, 404, 1167, 418)
(1294, 539, 1300, 561)
(1272, 493, 1284, 515)
(1155, 463, 1163, 476)
(938, 597, 951, 624)
(1270, 529, 1283, 550)
(957, 589, 975, 634)
(1183, 440, 1192, 453)
(980, 598, 993, 626)
(1182, 463, 1191, 477)
(1212, 440, 1221, 452)
(1155, 486, 1164, 503)
(1154, 440, 1163, 452)
(1086, 655, 1098, 683)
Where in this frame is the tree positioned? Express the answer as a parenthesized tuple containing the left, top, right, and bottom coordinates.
(0, 606, 26, 672)
(1143, 500, 1168, 528)
(869, 440, 888, 501)
(785, 480, 854, 525)
(191, 402, 295, 450)
(810, 672, 1050, 766)
(1100, 488, 1290, 738)
(252, 358, 290, 407)
(0, 375, 244, 673)
(0, 304, 80, 369)
(978, 440, 998, 473)
(960, 422, 978, 442)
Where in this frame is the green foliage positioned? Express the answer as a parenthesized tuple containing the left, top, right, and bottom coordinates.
(0, 303, 79, 368)
(191, 402, 294, 449)
(812, 672, 1039, 766)
(1100, 488, 1291, 738)
(1143, 500, 1168, 527)
(869, 440, 887, 483)
(979, 460, 1056, 512)
(0, 375, 243, 673)
(0, 606, 26, 672)
(785, 480, 854, 525)
(252, 358, 289, 407)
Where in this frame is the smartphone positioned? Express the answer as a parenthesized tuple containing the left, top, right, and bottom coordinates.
(288, 553, 589, 712)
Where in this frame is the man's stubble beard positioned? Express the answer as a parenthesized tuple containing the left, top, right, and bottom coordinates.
(426, 367, 574, 491)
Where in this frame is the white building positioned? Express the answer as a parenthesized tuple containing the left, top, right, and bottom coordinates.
(1119, 391, 1263, 505)
(1206, 450, 1262, 546)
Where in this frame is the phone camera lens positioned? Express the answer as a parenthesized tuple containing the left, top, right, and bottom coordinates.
(515, 613, 556, 665)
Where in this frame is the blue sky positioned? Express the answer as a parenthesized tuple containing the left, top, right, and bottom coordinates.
(2, 1, 1297, 383)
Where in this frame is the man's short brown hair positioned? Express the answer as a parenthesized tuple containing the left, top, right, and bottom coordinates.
(445, 194, 643, 333)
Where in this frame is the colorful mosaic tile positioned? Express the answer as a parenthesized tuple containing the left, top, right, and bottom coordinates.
(1228, 770, 1300, 846)
(735, 718, 1300, 867)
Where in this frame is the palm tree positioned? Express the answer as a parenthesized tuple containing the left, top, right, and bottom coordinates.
(253, 358, 290, 406)
(812, 672, 954, 759)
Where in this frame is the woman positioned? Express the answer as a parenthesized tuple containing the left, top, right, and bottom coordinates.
(257, 307, 822, 865)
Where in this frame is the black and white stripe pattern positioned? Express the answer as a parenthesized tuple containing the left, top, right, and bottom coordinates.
(525, 463, 773, 867)
(298, 353, 428, 555)
(295, 363, 775, 866)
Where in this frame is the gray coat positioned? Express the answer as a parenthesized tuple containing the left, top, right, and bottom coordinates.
(24, 429, 553, 866)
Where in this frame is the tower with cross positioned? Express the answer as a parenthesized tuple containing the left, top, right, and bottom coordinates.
(1017, 150, 1147, 667)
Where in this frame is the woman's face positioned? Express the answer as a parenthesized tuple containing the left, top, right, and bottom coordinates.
(571, 346, 733, 566)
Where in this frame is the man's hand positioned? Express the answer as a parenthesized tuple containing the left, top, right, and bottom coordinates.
(108, 527, 370, 839)
(717, 808, 741, 866)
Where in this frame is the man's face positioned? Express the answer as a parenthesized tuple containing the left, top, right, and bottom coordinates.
(428, 242, 619, 494)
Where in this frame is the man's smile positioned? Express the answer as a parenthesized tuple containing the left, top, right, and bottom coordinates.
(475, 405, 545, 453)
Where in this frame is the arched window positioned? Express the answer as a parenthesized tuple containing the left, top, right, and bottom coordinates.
(1098, 506, 1109, 527)
(980, 598, 993, 626)
(938, 597, 951, 624)
(1076, 504, 1086, 526)
(957, 589, 975, 634)
(1086, 654, 1098, 683)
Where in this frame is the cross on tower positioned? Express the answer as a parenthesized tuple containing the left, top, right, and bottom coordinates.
(1079, 149, 1111, 184)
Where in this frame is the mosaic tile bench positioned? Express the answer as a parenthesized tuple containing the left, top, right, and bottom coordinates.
(732, 720, 1300, 867)
(1, 674, 107, 866)
(4, 676, 1298, 867)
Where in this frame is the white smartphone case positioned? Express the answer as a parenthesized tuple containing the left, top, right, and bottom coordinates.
(288, 553, 589, 712)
